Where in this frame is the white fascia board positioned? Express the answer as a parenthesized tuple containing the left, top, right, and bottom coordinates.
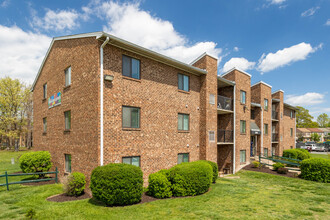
(100, 32, 207, 76)
(221, 67, 252, 78)
(217, 76, 236, 85)
(271, 89, 285, 94)
(189, 52, 218, 65)
(251, 81, 272, 89)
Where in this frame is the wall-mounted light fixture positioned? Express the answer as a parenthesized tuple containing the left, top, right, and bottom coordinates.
(104, 75, 114, 82)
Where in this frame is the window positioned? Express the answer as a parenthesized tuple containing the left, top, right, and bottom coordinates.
(65, 66, 71, 86)
(122, 55, 140, 79)
(251, 109, 255, 120)
(209, 94, 215, 105)
(290, 110, 294, 119)
(43, 117, 47, 133)
(209, 131, 215, 142)
(178, 153, 189, 164)
(290, 128, 293, 137)
(122, 156, 140, 167)
(65, 154, 71, 173)
(122, 106, 140, 128)
(264, 99, 268, 111)
(43, 83, 47, 99)
(240, 120, 246, 134)
(264, 124, 268, 135)
(240, 150, 246, 163)
(240, 90, 246, 104)
(290, 146, 293, 149)
(64, 110, 71, 130)
(264, 148, 268, 157)
(178, 113, 189, 131)
(178, 73, 189, 92)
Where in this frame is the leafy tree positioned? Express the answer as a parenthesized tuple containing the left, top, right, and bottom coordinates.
(296, 106, 316, 128)
(317, 113, 330, 128)
(308, 122, 319, 128)
(311, 133, 320, 142)
(0, 77, 32, 150)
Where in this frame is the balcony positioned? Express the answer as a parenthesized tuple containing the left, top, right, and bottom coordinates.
(272, 111, 279, 121)
(217, 95, 233, 114)
(272, 133, 279, 142)
(218, 130, 234, 144)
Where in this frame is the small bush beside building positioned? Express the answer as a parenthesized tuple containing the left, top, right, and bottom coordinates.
(90, 163, 143, 206)
(19, 151, 52, 177)
(63, 172, 86, 196)
(300, 158, 330, 183)
(147, 171, 172, 199)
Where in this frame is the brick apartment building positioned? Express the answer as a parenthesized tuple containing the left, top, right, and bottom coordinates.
(31, 32, 297, 182)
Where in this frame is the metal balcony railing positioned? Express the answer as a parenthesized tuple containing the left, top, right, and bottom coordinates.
(272, 111, 278, 120)
(272, 133, 279, 142)
(217, 95, 233, 111)
(218, 130, 234, 143)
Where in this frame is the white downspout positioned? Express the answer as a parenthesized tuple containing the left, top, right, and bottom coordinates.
(261, 106, 263, 156)
(100, 37, 109, 166)
(233, 84, 236, 173)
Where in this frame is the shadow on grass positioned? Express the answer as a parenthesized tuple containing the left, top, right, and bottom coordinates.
(87, 197, 106, 207)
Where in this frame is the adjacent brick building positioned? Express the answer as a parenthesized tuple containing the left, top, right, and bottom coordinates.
(32, 32, 297, 182)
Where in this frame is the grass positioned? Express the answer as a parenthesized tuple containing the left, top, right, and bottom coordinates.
(310, 153, 330, 159)
(1, 150, 330, 219)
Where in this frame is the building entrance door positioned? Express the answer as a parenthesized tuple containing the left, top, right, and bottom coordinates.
(250, 136, 257, 156)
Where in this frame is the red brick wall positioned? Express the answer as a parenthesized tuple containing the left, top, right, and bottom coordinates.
(33, 37, 100, 183)
(283, 107, 296, 151)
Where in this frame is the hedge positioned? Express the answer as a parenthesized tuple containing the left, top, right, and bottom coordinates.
(90, 163, 143, 206)
(295, 148, 311, 160)
(147, 171, 172, 199)
(300, 158, 330, 183)
(63, 172, 86, 196)
(200, 160, 218, 183)
(167, 161, 213, 197)
(273, 162, 285, 171)
(19, 151, 52, 178)
(283, 149, 298, 159)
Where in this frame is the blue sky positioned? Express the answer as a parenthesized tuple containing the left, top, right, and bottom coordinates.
(0, 0, 329, 119)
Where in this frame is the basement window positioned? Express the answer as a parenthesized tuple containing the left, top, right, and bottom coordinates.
(65, 154, 71, 173)
(122, 156, 140, 167)
(240, 150, 246, 163)
(178, 153, 189, 164)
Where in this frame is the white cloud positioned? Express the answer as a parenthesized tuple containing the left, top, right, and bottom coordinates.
(285, 92, 325, 106)
(223, 57, 255, 72)
(257, 42, 321, 73)
(269, 0, 286, 5)
(92, 1, 222, 63)
(301, 7, 320, 17)
(0, 25, 51, 84)
(326, 19, 330, 26)
(233, 47, 239, 52)
(31, 8, 80, 32)
(0, 0, 10, 8)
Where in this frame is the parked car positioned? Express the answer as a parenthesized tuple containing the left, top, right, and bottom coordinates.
(305, 143, 317, 151)
(314, 145, 326, 152)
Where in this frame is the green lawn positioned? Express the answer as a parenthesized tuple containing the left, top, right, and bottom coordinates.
(310, 153, 330, 159)
(1, 150, 330, 219)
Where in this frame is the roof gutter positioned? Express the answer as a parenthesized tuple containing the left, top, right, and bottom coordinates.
(100, 36, 109, 166)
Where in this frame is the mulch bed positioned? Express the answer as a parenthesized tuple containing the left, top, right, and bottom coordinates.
(243, 163, 299, 178)
(47, 192, 92, 202)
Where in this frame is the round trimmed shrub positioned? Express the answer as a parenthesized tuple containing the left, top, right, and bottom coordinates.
(283, 149, 298, 159)
(147, 171, 172, 199)
(19, 151, 52, 178)
(63, 172, 86, 196)
(252, 161, 261, 168)
(168, 161, 212, 197)
(295, 148, 311, 160)
(90, 163, 143, 206)
(300, 158, 330, 183)
(273, 162, 285, 171)
(200, 160, 218, 183)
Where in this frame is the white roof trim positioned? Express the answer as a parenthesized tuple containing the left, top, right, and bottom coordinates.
(221, 67, 252, 78)
(31, 32, 207, 91)
(189, 52, 218, 65)
(251, 81, 272, 88)
(251, 102, 261, 108)
(272, 89, 285, 94)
